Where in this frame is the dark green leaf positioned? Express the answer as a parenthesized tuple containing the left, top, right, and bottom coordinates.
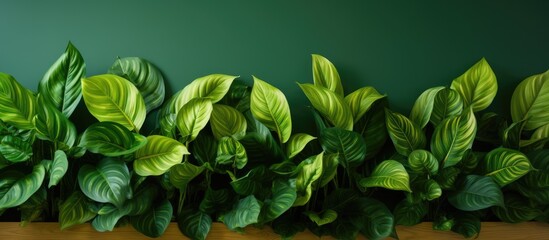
(451, 212, 481, 239)
(78, 158, 132, 208)
(305, 209, 338, 226)
(59, 191, 97, 230)
(492, 192, 541, 223)
(80, 121, 147, 157)
(33, 93, 77, 150)
(219, 195, 261, 230)
(169, 161, 205, 190)
(131, 199, 173, 238)
(230, 165, 271, 196)
(320, 127, 366, 168)
(393, 199, 427, 226)
(448, 175, 504, 211)
(0, 135, 32, 163)
(261, 179, 297, 223)
(178, 208, 212, 240)
(20, 186, 47, 226)
(199, 188, 234, 215)
(216, 137, 247, 169)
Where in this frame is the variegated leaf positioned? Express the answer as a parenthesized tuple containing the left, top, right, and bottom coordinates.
(484, 148, 532, 187)
(0, 135, 32, 163)
(431, 108, 476, 168)
(251, 76, 292, 143)
(0, 164, 45, 209)
(450, 58, 497, 112)
(312, 54, 344, 96)
(286, 133, 316, 159)
(449, 175, 503, 211)
(33, 94, 77, 150)
(130, 199, 173, 238)
(59, 191, 97, 230)
(299, 83, 353, 131)
(408, 149, 439, 175)
(210, 104, 247, 140)
(410, 86, 445, 128)
(169, 162, 205, 190)
(344, 86, 385, 123)
(79, 121, 147, 157)
(359, 160, 411, 192)
(511, 70, 549, 130)
(294, 152, 324, 206)
(78, 158, 131, 208)
(320, 127, 366, 168)
(431, 88, 463, 126)
(385, 109, 426, 157)
(134, 135, 189, 176)
(176, 98, 213, 143)
(48, 150, 68, 188)
(216, 137, 247, 169)
(0, 73, 36, 130)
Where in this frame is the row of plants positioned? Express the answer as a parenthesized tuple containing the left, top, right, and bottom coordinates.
(0, 42, 548, 239)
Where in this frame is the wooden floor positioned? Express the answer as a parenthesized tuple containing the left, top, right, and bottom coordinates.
(1, 222, 549, 239)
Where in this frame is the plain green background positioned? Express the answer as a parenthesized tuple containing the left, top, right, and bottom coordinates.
(1, 0, 549, 131)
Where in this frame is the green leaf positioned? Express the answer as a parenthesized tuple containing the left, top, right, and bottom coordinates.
(408, 149, 439, 175)
(355, 100, 387, 160)
(492, 192, 541, 223)
(169, 162, 205, 190)
(294, 152, 324, 206)
(79, 121, 147, 157)
(20, 186, 47, 227)
(318, 153, 339, 188)
(131, 199, 173, 238)
(0, 135, 32, 163)
(82, 74, 146, 132)
(431, 107, 476, 168)
(410, 86, 445, 128)
(385, 109, 426, 157)
(59, 191, 97, 230)
(511, 70, 549, 130)
(210, 104, 247, 140)
(0, 73, 36, 129)
(134, 135, 189, 176)
(216, 137, 247, 170)
(38, 42, 85, 117)
(250, 76, 292, 143)
(450, 58, 497, 112)
(261, 179, 297, 223)
(348, 197, 394, 240)
(484, 148, 532, 187)
(305, 209, 338, 226)
(178, 209, 212, 240)
(272, 211, 306, 239)
(108, 57, 165, 113)
(286, 133, 316, 159)
(125, 186, 158, 216)
(48, 150, 68, 188)
(430, 88, 464, 126)
(312, 54, 344, 96)
(230, 166, 270, 196)
(513, 150, 549, 204)
(92, 206, 129, 232)
(176, 98, 213, 142)
(359, 160, 411, 192)
(219, 195, 261, 230)
(192, 134, 218, 166)
(78, 158, 131, 208)
(448, 175, 504, 211)
(299, 83, 353, 131)
(421, 179, 442, 201)
(502, 119, 526, 149)
(33, 94, 77, 149)
(393, 199, 427, 226)
(345, 86, 385, 123)
(0, 164, 45, 209)
(320, 127, 366, 168)
(436, 167, 461, 189)
(451, 212, 481, 239)
(521, 123, 549, 147)
(199, 188, 233, 215)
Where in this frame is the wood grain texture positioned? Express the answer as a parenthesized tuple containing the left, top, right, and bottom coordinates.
(1, 222, 548, 240)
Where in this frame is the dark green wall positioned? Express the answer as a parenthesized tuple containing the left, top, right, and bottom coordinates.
(2, 0, 549, 131)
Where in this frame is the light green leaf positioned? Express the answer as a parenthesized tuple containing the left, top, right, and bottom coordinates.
(492, 192, 541, 223)
(421, 179, 442, 201)
(294, 152, 324, 206)
(79, 121, 147, 157)
(299, 83, 353, 131)
(33, 94, 77, 150)
(78, 158, 131, 208)
(219, 195, 261, 230)
(318, 153, 339, 188)
(59, 191, 97, 230)
(320, 127, 366, 168)
(410, 86, 445, 128)
(484, 148, 532, 187)
(0, 135, 32, 163)
(431, 88, 464, 126)
(305, 209, 338, 226)
(359, 160, 411, 192)
(0, 164, 45, 209)
(216, 137, 247, 170)
(312, 54, 344, 96)
(134, 135, 190, 176)
(408, 149, 439, 175)
(108, 57, 165, 113)
(38, 42, 85, 117)
(450, 58, 497, 112)
(130, 199, 173, 238)
(176, 98, 213, 142)
(448, 175, 504, 211)
(250, 76, 292, 143)
(82, 74, 146, 132)
(385, 109, 426, 157)
(262, 179, 297, 223)
(521, 123, 549, 147)
(431, 108, 476, 168)
(286, 133, 316, 159)
(0, 73, 36, 129)
(210, 104, 247, 140)
(48, 150, 68, 188)
(345, 86, 385, 123)
(511, 70, 549, 130)
(169, 162, 205, 190)
(178, 209, 212, 240)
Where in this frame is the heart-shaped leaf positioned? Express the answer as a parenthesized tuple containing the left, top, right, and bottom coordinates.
(510, 70, 549, 130)
(134, 135, 189, 176)
(286, 133, 316, 159)
(33, 94, 77, 150)
(59, 191, 97, 230)
(450, 58, 497, 112)
(431, 107, 476, 168)
(345, 86, 385, 123)
(176, 98, 213, 143)
(78, 158, 131, 208)
(359, 160, 411, 192)
(320, 127, 366, 168)
(385, 109, 426, 157)
(449, 175, 504, 211)
(130, 199, 173, 238)
(430, 88, 463, 126)
(312, 54, 344, 96)
(0, 135, 32, 163)
(0, 73, 36, 130)
(178, 208, 212, 240)
(0, 164, 45, 209)
(251, 76, 292, 143)
(299, 83, 353, 131)
(408, 149, 439, 175)
(79, 121, 147, 157)
(48, 150, 68, 188)
(484, 148, 532, 187)
(261, 179, 297, 223)
(219, 195, 261, 230)
(410, 86, 445, 128)
(210, 104, 247, 140)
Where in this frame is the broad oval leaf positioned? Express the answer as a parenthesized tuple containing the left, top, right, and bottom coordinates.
(134, 135, 190, 176)
(219, 195, 261, 230)
(294, 152, 324, 206)
(431, 88, 464, 126)
(305, 209, 337, 226)
(312, 54, 344, 96)
(38, 42, 85, 117)
(176, 98, 213, 142)
(131, 199, 173, 238)
(59, 191, 97, 230)
(344, 86, 385, 123)
(320, 127, 366, 168)
(82, 74, 146, 132)
(262, 179, 297, 223)
(210, 104, 247, 140)
(408, 149, 439, 175)
(410, 86, 445, 128)
(286, 133, 316, 159)
(33, 94, 77, 150)
(450, 58, 497, 112)
(48, 150, 68, 188)
(0, 73, 36, 129)
(347, 197, 394, 240)
(484, 148, 532, 187)
(0, 164, 45, 209)
(448, 175, 504, 211)
(216, 137, 247, 170)
(169, 162, 205, 190)
(385, 109, 426, 157)
(492, 192, 541, 223)
(178, 208, 212, 240)
(359, 160, 411, 192)
(108, 57, 165, 113)
(78, 158, 131, 208)
(510, 70, 549, 130)
(394, 199, 427, 226)
(0, 135, 32, 163)
(299, 83, 353, 131)
(79, 121, 147, 157)
(251, 76, 292, 143)
(92, 206, 129, 232)
(431, 108, 477, 168)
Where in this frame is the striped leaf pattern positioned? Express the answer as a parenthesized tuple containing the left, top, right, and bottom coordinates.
(38, 42, 85, 117)
(312, 54, 344, 96)
(79, 121, 147, 157)
(0, 73, 36, 130)
(199, 188, 231, 215)
(305, 209, 337, 226)
(0, 135, 32, 163)
(350, 197, 395, 240)
(126, 187, 158, 216)
(294, 152, 324, 206)
(134, 135, 189, 176)
(286, 133, 316, 159)
(178, 209, 212, 240)
(33, 94, 77, 149)
(436, 167, 461, 189)
(59, 191, 97, 230)
(210, 104, 247, 140)
(521, 123, 549, 147)
(431, 108, 476, 168)
(431, 88, 463, 126)
(262, 179, 297, 222)
(219, 195, 261, 230)
(0, 164, 45, 209)
(510, 70, 549, 130)
(299, 83, 353, 131)
(108, 57, 165, 113)
(320, 127, 366, 168)
(408, 149, 439, 175)
(19, 187, 47, 226)
(92, 207, 130, 232)
(422, 179, 442, 200)
(230, 166, 268, 196)
(409, 86, 445, 128)
(176, 98, 213, 142)
(318, 153, 339, 188)
(48, 150, 68, 188)
(216, 137, 247, 169)
(82, 74, 146, 132)
(394, 200, 428, 226)
(359, 160, 411, 192)
(385, 109, 426, 157)
(492, 192, 541, 223)
(448, 175, 504, 211)
(130, 200, 173, 238)
(484, 148, 532, 187)
(344, 86, 386, 123)
(169, 162, 205, 190)
(250, 76, 292, 143)
(450, 58, 497, 112)
(77, 158, 131, 208)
